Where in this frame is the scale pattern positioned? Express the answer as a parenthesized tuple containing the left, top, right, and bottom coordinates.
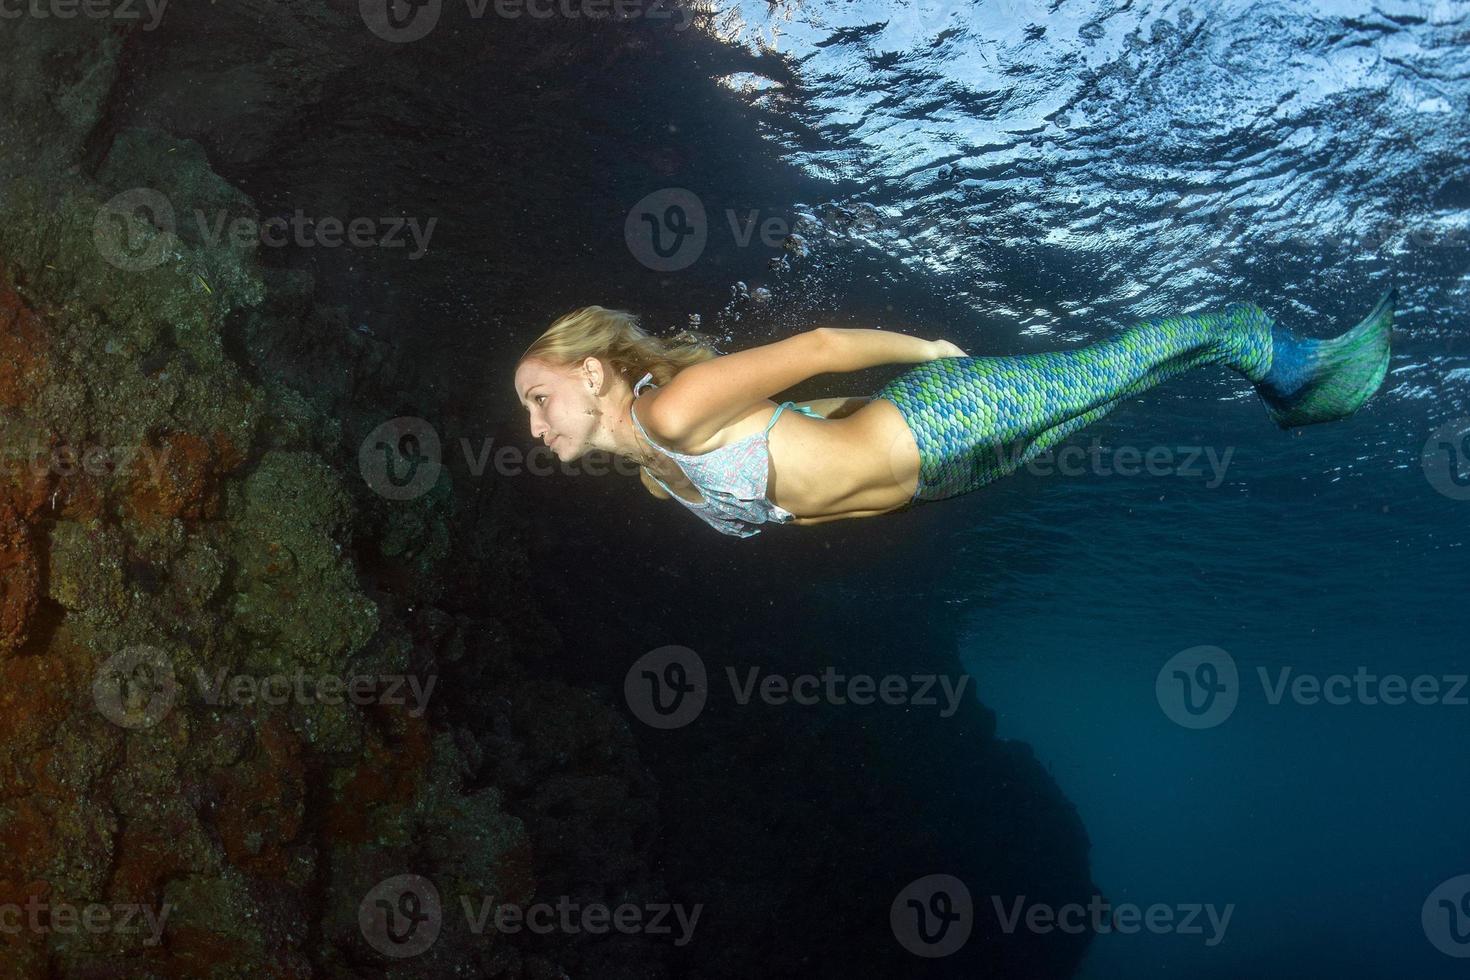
(871, 302, 1277, 503)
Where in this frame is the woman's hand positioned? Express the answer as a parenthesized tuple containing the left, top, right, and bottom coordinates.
(926, 339, 969, 360)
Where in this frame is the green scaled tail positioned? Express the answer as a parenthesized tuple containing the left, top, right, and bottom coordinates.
(1256, 288, 1396, 429)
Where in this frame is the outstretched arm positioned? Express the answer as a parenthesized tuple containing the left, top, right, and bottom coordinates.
(820, 328, 964, 372)
(646, 327, 957, 446)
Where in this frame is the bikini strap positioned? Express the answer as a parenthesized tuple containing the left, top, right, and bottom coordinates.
(634, 371, 655, 395)
(764, 401, 792, 434)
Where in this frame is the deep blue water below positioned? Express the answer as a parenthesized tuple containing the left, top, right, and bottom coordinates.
(956, 450, 1469, 978)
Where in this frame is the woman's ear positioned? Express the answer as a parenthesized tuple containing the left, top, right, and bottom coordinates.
(580, 355, 610, 393)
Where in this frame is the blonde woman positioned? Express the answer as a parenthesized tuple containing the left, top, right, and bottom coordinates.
(514, 294, 1394, 537)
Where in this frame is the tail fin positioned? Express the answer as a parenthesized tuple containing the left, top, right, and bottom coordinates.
(1256, 288, 1395, 429)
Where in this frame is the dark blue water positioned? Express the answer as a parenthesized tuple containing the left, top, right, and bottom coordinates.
(695, 1, 1470, 975)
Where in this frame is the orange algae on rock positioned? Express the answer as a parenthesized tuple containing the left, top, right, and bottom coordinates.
(0, 280, 49, 659)
(126, 431, 225, 526)
(208, 716, 307, 878)
(325, 711, 434, 844)
(0, 649, 75, 781)
(0, 505, 41, 657)
(0, 279, 47, 409)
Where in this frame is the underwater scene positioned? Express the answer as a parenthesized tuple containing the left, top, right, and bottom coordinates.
(0, 0, 1466, 977)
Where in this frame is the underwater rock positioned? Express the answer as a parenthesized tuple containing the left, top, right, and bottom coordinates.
(0, 504, 41, 657)
(0, 279, 49, 410)
(0, 76, 666, 980)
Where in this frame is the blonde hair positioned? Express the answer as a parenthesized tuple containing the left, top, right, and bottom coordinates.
(518, 305, 723, 390)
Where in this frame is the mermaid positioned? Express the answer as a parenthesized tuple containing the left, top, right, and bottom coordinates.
(513, 292, 1395, 537)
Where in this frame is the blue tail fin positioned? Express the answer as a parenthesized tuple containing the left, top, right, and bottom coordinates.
(1256, 288, 1395, 429)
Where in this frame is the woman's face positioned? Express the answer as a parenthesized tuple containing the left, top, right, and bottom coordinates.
(514, 357, 599, 460)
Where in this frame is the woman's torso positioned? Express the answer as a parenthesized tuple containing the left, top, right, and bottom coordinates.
(633, 384, 920, 524)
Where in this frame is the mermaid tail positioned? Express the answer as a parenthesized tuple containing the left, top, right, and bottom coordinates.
(872, 294, 1394, 503)
(1255, 288, 1395, 429)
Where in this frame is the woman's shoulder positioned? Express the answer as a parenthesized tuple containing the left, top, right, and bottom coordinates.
(632, 386, 696, 453)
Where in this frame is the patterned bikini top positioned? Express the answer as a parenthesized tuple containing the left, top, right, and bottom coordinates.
(629, 371, 825, 537)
